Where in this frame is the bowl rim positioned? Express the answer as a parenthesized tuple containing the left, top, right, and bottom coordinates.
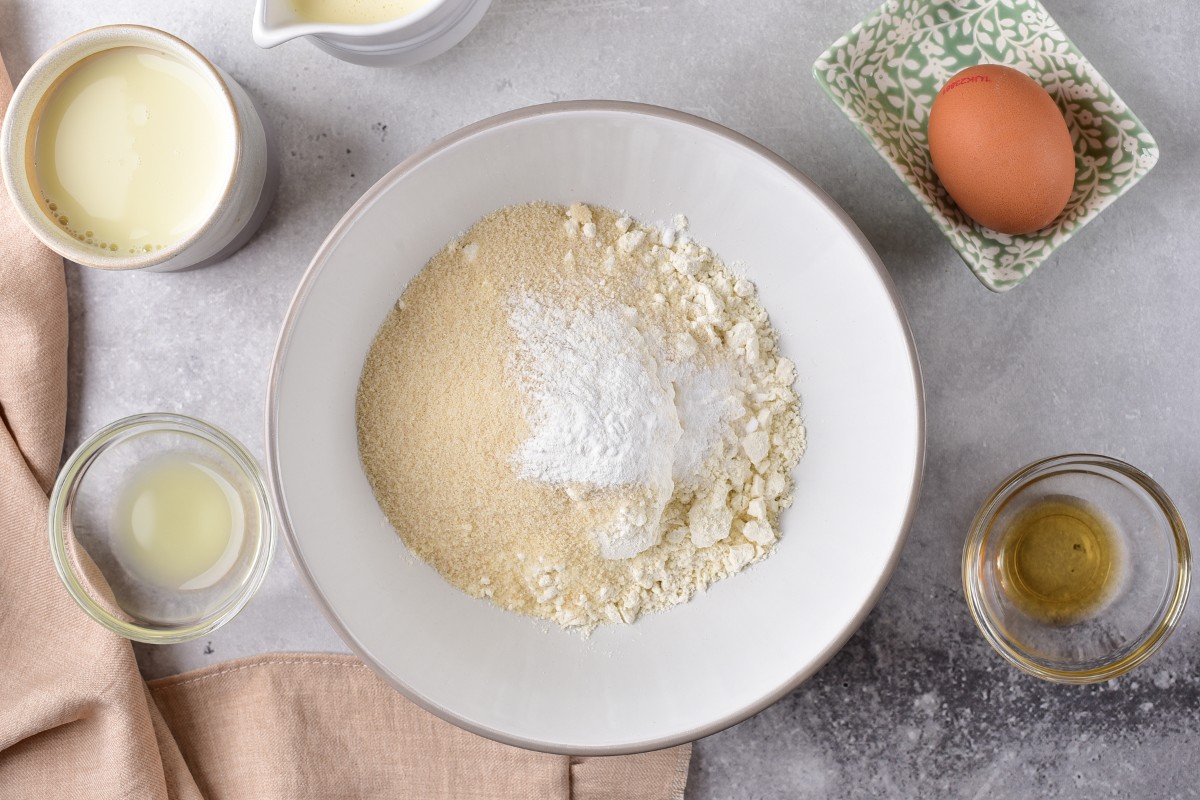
(265, 100, 927, 755)
(962, 453, 1192, 684)
(47, 412, 277, 644)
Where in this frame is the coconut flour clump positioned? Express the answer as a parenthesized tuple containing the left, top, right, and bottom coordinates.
(356, 202, 806, 631)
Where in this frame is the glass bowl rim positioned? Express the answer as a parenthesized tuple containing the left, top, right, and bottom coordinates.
(47, 412, 276, 644)
(962, 453, 1191, 684)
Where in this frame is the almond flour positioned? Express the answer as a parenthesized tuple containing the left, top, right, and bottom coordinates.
(356, 202, 806, 631)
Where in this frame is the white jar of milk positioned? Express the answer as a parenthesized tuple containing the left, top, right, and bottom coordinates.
(1, 25, 277, 272)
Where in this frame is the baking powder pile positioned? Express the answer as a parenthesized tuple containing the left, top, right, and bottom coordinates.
(356, 202, 805, 630)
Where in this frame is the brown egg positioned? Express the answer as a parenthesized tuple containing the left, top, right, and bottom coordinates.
(927, 64, 1075, 235)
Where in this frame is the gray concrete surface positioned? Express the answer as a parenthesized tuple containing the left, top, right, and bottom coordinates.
(4, 0, 1198, 796)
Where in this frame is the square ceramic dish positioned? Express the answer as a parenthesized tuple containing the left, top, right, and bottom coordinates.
(813, 0, 1159, 291)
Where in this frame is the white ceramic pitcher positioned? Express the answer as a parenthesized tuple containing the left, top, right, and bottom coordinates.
(252, 0, 493, 66)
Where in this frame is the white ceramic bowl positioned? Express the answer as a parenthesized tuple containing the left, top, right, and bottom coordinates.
(268, 101, 925, 754)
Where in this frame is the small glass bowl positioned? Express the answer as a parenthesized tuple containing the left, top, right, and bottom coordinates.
(49, 413, 275, 644)
(964, 454, 1190, 684)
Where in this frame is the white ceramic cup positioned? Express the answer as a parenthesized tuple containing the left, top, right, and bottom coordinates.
(252, 0, 492, 67)
(0, 25, 278, 272)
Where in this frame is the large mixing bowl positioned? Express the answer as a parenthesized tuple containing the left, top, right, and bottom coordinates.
(267, 101, 924, 754)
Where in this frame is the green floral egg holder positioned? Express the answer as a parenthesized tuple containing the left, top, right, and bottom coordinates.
(814, 0, 1158, 292)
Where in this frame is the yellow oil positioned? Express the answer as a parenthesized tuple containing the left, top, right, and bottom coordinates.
(32, 47, 235, 255)
(996, 497, 1122, 625)
(291, 0, 434, 24)
(116, 460, 245, 591)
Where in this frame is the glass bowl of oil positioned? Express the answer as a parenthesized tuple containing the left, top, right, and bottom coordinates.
(964, 454, 1190, 684)
(48, 413, 276, 644)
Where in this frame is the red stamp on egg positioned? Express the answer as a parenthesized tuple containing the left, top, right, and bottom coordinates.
(941, 75, 992, 94)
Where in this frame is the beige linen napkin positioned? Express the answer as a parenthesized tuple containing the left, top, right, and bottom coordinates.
(0, 53, 690, 800)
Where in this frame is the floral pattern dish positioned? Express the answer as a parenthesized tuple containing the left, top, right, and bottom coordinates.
(813, 0, 1158, 291)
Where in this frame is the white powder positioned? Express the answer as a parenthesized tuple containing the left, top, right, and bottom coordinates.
(507, 295, 749, 561)
(507, 295, 680, 559)
(507, 296, 680, 490)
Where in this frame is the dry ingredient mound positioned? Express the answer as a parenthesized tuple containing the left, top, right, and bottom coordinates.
(356, 202, 806, 631)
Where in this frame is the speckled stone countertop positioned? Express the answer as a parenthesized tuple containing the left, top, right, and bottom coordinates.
(4, 1, 1197, 796)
